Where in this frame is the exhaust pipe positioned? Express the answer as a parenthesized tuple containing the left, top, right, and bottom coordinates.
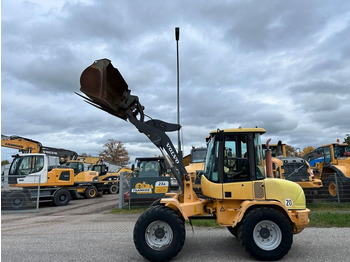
(265, 138, 274, 178)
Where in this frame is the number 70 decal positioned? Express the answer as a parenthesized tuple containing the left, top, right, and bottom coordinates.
(285, 199, 293, 207)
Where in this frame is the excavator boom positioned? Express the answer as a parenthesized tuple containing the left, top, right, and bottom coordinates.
(79, 59, 186, 188)
(1, 135, 77, 161)
(1, 135, 42, 153)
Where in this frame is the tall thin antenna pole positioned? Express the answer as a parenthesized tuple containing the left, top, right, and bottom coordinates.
(175, 27, 182, 157)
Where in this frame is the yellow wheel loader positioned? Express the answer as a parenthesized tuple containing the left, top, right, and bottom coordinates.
(303, 142, 350, 201)
(184, 147, 206, 179)
(78, 59, 309, 261)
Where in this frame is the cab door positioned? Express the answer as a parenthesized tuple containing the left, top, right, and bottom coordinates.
(222, 135, 255, 199)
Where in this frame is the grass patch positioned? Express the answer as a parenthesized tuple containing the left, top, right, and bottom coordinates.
(307, 202, 350, 211)
(307, 202, 350, 227)
(309, 212, 350, 227)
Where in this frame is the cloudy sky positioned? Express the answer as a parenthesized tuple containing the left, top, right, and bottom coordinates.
(2, 0, 350, 164)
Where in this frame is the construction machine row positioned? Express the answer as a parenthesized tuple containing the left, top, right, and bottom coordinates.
(1, 135, 132, 209)
(2, 128, 348, 209)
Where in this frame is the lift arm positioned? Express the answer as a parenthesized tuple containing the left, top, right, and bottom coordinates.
(78, 59, 187, 188)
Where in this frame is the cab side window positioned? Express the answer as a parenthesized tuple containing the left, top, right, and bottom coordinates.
(78, 163, 84, 173)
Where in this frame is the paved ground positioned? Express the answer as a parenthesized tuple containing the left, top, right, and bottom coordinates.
(2, 194, 350, 261)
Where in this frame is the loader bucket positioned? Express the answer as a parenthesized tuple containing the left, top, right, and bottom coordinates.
(80, 59, 141, 120)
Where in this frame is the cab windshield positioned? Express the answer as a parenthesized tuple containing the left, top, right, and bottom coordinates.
(334, 145, 350, 158)
(137, 160, 162, 177)
(9, 155, 44, 176)
(191, 148, 207, 163)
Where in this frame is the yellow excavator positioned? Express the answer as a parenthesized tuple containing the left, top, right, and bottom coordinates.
(76, 155, 130, 193)
(91, 163, 132, 194)
(78, 58, 309, 261)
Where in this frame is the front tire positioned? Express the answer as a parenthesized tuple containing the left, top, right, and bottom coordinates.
(238, 207, 293, 261)
(133, 205, 186, 262)
(325, 175, 343, 201)
(227, 226, 238, 238)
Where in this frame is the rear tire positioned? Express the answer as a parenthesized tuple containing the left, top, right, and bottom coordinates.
(238, 207, 293, 261)
(7, 192, 28, 210)
(133, 206, 186, 262)
(53, 189, 71, 206)
(84, 186, 98, 199)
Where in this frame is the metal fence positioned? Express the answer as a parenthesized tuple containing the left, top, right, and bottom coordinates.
(117, 172, 350, 207)
(307, 174, 350, 204)
(1, 175, 40, 212)
(118, 172, 173, 209)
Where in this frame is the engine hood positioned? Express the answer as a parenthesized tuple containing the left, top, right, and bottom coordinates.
(264, 178, 306, 210)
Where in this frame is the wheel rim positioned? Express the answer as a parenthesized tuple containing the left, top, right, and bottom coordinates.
(13, 198, 23, 207)
(110, 185, 117, 193)
(253, 220, 282, 251)
(89, 189, 96, 197)
(145, 220, 173, 250)
(328, 182, 337, 197)
(59, 193, 67, 202)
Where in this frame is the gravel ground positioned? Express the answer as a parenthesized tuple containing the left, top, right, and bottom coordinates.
(2, 194, 350, 261)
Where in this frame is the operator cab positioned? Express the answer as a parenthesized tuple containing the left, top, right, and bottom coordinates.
(204, 128, 266, 184)
(190, 147, 207, 163)
(8, 154, 47, 184)
(133, 157, 167, 178)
